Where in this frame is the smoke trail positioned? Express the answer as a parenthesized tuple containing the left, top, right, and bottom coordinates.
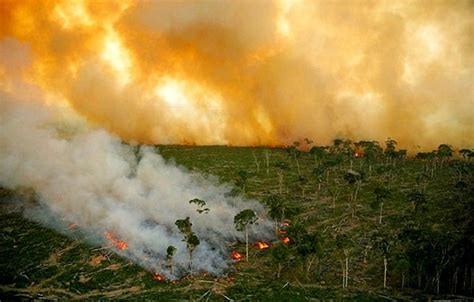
(0, 94, 273, 277)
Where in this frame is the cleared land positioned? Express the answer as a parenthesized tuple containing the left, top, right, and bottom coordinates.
(1, 145, 473, 300)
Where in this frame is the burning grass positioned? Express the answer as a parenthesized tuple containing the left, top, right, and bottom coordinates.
(104, 231, 128, 251)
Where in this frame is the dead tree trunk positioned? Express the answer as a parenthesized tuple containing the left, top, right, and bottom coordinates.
(265, 150, 270, 176)
(252, 151, 260, 173)
(379, 202, 384, 224)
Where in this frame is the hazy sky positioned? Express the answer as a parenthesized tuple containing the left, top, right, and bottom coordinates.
(1, 0, 473, 149)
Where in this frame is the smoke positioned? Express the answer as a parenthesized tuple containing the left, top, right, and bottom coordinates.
(0, 0, 473, 150)
(0, 94, 273, 277)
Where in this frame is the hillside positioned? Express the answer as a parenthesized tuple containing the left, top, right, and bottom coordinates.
(1, 143, 473, 300)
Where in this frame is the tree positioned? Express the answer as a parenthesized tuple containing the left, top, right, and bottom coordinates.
(274, 161, 290, 194)
(296, 175, 308, 197)
(189, 198, 210, 214)
(166, 245, 177, 274)
(331, 138, 344, 154)
(358, 140, 383, 174)
(271, 243, 290, 278)
(372, 186, 391, 224)
(287, 142, 302, 175)
(384, 137, 398, 160)
(407, 191, 426, 213)
(459, 148, 472, 160)
(310, 146, 328, 166)
(336, 234, 352, 288)
(437, 144, 453, 163)
(312, 166, 326, 193)
(175, 217, 200, 271)
(235, 170, 250, 193)
(343, 169, 364, 217)
(264, 195, 300, 233)
(393, 257, 410, 290)
(373, 235, 393, 289)
(234, 209, 258, 261)
(287, 223, 320, 278)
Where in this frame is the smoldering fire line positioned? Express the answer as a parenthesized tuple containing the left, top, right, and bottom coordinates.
(0, 96, 274, 278)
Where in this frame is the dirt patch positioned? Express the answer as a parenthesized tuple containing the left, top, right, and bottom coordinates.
(89, 255, 106, 266)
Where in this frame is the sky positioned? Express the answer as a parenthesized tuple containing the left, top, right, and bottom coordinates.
(1, 0, 473, 150)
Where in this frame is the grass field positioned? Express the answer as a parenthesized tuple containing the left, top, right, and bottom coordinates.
(1, 144, 473, 300)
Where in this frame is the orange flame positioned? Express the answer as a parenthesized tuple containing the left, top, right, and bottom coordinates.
(354, 151, 364, 158)
(255, 241, 270, 250)
(282, 237, 290, 244)
(231, 250, 243, 261)
(104, 231, 128, 250)
(153, 273, 165, 281)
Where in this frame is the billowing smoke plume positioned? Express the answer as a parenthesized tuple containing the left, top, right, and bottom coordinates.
(0, 0, 472, 150)
(0, 94, 273, 277)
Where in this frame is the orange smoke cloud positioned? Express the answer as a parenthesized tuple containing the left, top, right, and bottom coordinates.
(0, 0, 472, 149)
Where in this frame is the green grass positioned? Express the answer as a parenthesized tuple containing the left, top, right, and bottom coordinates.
(1, 145, 472, 300)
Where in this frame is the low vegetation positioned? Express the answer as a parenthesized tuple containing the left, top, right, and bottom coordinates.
(1, 139, 473, 300)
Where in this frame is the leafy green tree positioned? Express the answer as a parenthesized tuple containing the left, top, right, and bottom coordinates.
(234, 209, 258, 261)
(344, 169, 364, 217)
(297, 175, 307, 197)
(271, 243, 290, 278)
(437, 144, 453, 163)
(358, 140, 383, 173)
(264, 195, 301, 233)
(407, 191, 426, 213)
(384, 137, 398, 161)
(393, 257, 410, 290)
(459, 148, 472, 160)
(373, 235, 393, 289)
(274, 161, 290, 194)
(312, 166, 326, 193)
(166, 245, 177, 274)
(286, 142, 302, 175)
(331, 138, 344, 154)
(188, 198, 210, 214)
(336, 234, 352, 288)
(310, 146, 328, 166)
(372, 186, 391, 224)
(175, 217, 200, 271)
(235, 170, 250, 193)
(287, 223, 320, 278)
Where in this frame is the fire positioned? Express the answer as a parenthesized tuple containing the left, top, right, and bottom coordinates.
(153, 273, 165, 282)
(354, 151, 364, 158)
(255, 241, 270, 250)
(230, 250, 243, 261)
(282, 237, 290, 244)
(104, 231, 128, 250)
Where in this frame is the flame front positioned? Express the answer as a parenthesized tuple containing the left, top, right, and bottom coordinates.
(282, 237, 290, 244)
(153, 273, 165, 282)
(231, 250, 243, 261)
(255, 241, 270, 250)
(104, 231, 128, 251)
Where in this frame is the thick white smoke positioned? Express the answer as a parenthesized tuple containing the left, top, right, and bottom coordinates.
(0, 94, 273, 278)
